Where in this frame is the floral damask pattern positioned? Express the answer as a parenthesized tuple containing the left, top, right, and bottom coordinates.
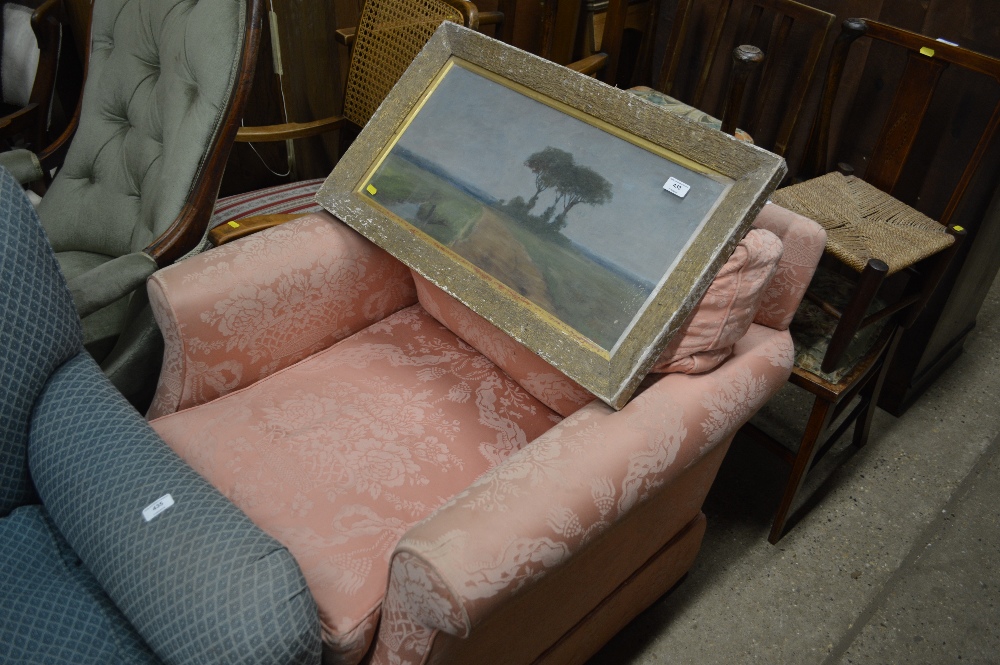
(751, 203, 828, 331)
(145, 207, 826, 665)
(369, 322, 797, 665)
(413, 274, 594, 418)
(147, 214, 418, 419)
(151, 305, 560, 662)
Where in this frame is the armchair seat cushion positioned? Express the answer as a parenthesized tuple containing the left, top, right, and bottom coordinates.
(54, 250, 130, 356)
(0, 506, 159, 665)
(151, 304, 560, 662)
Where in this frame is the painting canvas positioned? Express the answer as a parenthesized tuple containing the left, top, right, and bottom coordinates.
(362, 62, 733, 351)
(318, 23, 786, 408)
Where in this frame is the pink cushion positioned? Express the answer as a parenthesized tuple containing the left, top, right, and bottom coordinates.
(151, 304, 559, 663)
(652, 228, 783, 374)
(413, 273, 594, 418)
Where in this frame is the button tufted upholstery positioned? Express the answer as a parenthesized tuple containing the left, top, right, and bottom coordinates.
(27, 0, 261, 406)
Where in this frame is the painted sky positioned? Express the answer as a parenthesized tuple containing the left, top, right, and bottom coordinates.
(389, 62, 732, 284)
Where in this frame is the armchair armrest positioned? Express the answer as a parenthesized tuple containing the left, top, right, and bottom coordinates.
(567, 52, 608, 76)
(208, 212, 309, 246)
(66, 251, 158, 318)
(374, 324, 795, 663)
(147, 213, 417, 418)
(0, 149, 44, 184)
(235, 115, 347, 142)
(751, 202, 827, 331)
(29, 353, 321, 664)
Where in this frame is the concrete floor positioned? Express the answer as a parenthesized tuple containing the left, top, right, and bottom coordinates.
(588, 273, 1000, 664)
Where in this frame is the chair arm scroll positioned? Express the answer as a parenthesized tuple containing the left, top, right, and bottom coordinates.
(751, 203, 827, 330)
(375, 328, 795, 662)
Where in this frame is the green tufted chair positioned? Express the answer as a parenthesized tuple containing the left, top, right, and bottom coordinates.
(0, 0, 262, 407)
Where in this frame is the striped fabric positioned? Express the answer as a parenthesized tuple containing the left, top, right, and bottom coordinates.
(210, 179, 327, 228)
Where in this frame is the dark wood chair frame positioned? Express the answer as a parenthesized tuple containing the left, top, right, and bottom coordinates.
(0, 0, 63, 152)
(745, 16, 1000, 543)
(642, 0, 833, 155)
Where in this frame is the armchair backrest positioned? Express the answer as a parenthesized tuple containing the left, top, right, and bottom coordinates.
(37, 0, 261, 265)
(0, 166, 81, 516)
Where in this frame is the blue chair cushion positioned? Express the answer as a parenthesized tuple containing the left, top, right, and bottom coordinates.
(0, 166, 81, 516)
(0, 505, 160, 665)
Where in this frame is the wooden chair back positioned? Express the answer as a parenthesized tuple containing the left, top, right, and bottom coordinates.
(802, 18, 1000, 230)
(652, 0, 833, 157)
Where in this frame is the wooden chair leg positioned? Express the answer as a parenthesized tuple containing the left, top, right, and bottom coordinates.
(821, 259, 888, 374)
(769, 396, 834, 544)
(852, 328, 901, 448)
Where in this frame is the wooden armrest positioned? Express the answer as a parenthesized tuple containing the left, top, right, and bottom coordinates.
(335, 27, 356, 47)
(476, 10, 503, 25)
(567, 52, 608, 76)
(235, 116, 347, 142)
(208, 213, 309, 246)
(0, 103, 41, 136)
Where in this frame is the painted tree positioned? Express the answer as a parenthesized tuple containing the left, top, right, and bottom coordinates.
(550, 162, 613, 229)
(521, 146, 613, 230)
(524, 147, 574, 210)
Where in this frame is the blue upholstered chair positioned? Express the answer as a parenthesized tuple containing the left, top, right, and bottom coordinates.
(0, 166, 320, 664)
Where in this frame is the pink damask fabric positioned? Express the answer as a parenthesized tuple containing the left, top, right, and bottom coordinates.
(750, 203, 827, 331)
(413, 273, 594, 418)
(370, 322, 796, 665)
(150, 304, 562, 663)
(146, 213, 417, 419)
(653, 228, 783, 373)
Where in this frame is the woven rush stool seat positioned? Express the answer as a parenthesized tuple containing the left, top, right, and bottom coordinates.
(771, 171, 954, 275)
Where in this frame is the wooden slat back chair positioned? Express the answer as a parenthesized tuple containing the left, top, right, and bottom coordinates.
(645, 0, 832, 156)
(744, 17, 1000, 543)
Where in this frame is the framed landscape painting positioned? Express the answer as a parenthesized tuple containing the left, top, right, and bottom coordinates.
(318, 22, 786, 409)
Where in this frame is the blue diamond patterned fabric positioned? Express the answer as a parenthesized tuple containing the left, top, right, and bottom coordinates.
(0, 505, 161, 664)
(0, 166, 82, 516)
(0, 165, 320, 663)
(29, 353, 322, 664)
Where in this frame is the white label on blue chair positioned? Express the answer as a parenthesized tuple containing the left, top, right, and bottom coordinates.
(142, 494, 175, 522)
(663, 177, 691, 198)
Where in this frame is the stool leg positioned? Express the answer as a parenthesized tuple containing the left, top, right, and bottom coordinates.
(769, 396, 834, 544)
(853, 328, 900, 448)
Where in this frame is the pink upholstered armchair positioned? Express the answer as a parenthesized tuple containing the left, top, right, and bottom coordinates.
(145, 204, 824, 664)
